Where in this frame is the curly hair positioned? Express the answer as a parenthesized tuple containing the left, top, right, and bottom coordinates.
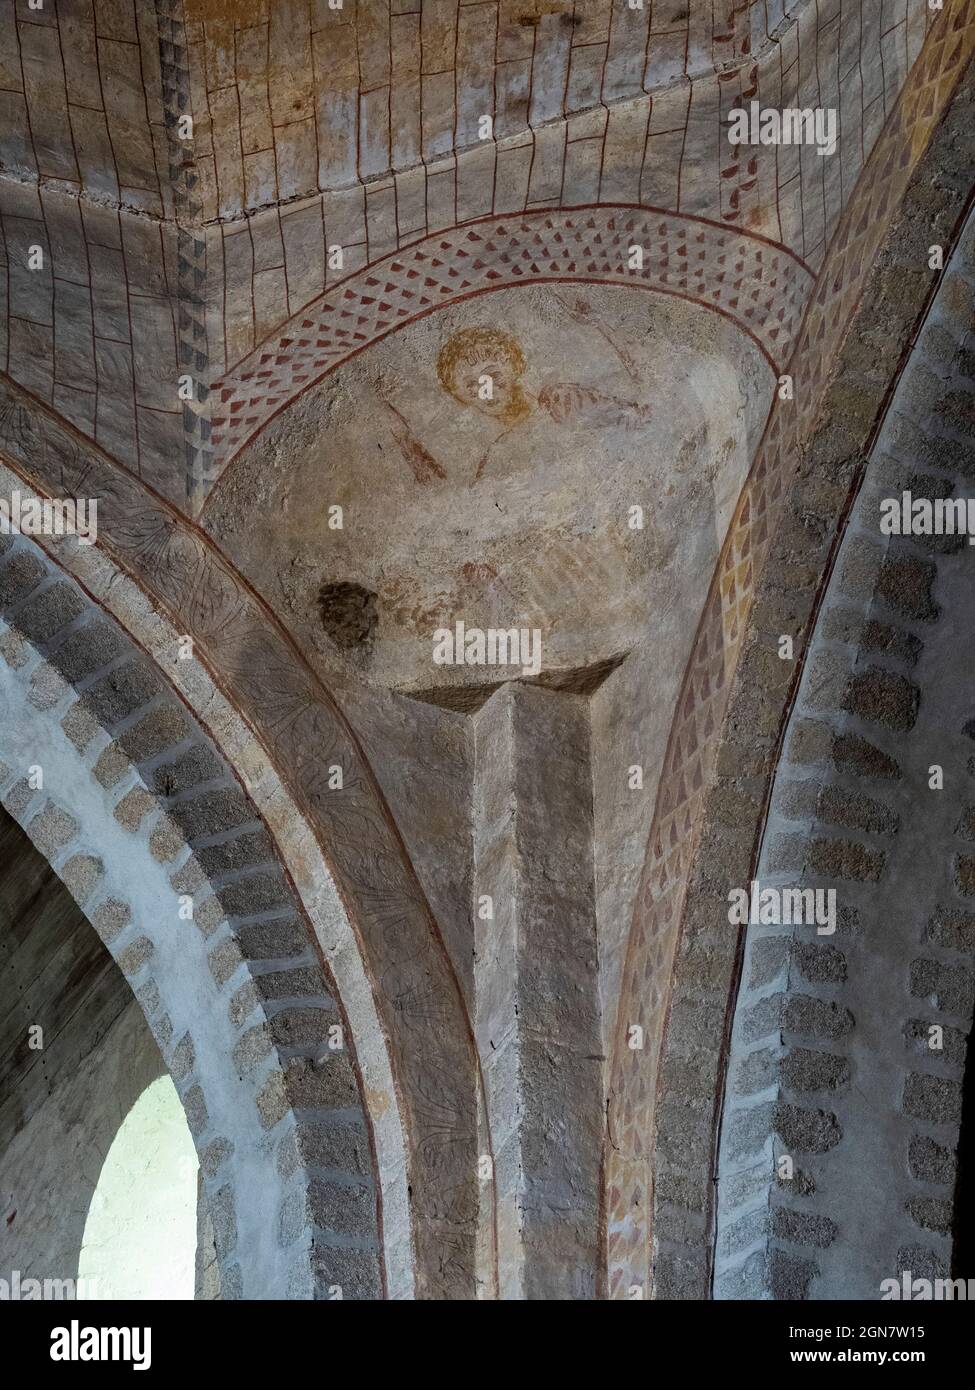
(436, 328, 527, 398)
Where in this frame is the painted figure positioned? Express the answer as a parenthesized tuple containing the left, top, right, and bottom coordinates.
(383, 325, 653, 485)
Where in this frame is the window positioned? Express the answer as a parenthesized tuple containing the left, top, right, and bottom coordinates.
(78, 1075, 198, 1299)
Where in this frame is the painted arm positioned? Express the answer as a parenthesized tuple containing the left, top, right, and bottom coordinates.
(383, 401, 448, 483)
(537, 383, 653, 430)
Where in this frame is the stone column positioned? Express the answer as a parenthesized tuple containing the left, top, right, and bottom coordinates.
(473, 683, 602, 1298)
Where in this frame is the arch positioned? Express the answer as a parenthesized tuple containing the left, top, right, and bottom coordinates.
(0, 798, 172, 1296)
(602, 3, 975, 1299)
(714, 198, 975, 1298)
(204, 207, 813, 492)
(0, 521, 395, 1299)
(0, 390, 488, 1298)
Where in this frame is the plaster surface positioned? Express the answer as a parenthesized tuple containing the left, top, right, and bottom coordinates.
(205, 284, 772, 699)
(0, 995, 165, 1292)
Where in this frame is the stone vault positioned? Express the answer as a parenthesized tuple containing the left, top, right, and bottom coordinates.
(1, 0, 974, 1300)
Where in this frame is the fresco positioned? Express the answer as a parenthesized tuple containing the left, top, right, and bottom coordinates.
(204, 284, 773, 697)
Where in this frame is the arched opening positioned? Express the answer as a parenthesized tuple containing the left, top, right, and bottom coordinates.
(79, 1075, 199, 1300)
(0, 523, 395, 1299)
(712, 193, 975, 1301)
(0, 803, 204, 1298)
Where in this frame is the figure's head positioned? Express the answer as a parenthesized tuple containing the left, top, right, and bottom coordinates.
(437, 328, 531, 424)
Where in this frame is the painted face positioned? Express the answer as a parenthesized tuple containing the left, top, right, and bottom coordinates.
(455, 353, 517, 418)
